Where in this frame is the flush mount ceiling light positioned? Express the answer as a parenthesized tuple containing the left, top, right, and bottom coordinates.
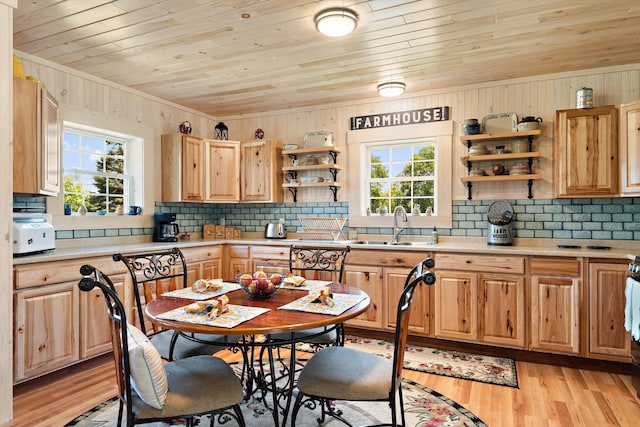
(315, 8, 358, 37)
(377, 81, 406, 97)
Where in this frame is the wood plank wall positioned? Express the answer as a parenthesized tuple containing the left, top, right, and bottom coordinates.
(14, 53, 640, 204)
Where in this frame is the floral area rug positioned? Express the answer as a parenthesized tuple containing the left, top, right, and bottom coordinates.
(66, 377, 487, 427)
(344, 335, 519, 388)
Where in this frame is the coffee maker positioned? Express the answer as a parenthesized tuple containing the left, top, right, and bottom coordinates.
(153, 212, 180, 242)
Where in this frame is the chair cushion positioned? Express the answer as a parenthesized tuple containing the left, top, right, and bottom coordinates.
(297, 346, 393, 400)
(127, 324, 168, 409)
(132, 355, 244, 420)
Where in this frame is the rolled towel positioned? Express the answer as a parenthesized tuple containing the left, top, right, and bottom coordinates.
(625, 277, 640, 340)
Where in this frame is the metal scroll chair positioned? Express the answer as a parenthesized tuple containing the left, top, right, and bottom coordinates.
(78, 264, 246, 427)
(113, 248, 232, 361)
(290, 257, 436, 427)
(275, 245, 351, 347)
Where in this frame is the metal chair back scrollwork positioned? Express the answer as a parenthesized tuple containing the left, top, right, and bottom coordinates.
(289, 245, 351, 282)
(290, 257, 436, 427)
(78, 264, 246, 427)
(113, 247, 230, 361)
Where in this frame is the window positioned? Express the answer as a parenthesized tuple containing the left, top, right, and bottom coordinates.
(367, 140, 436, 214)
(346, 121, 453, 228)
(63, 124, 137, 214)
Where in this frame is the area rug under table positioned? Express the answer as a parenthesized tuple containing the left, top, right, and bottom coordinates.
(66, 377, 487, 427)
(343, 335, 519, 388)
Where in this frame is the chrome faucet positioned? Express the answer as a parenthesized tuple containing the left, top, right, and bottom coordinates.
(392, 206, 408, 243)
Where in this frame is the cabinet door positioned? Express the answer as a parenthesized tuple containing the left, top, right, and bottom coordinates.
(343, 265, 383, 328)
(241, 140, 282, 202)
(181, 135, 204, 201)
(14, 283, 79, 382)
(619, 100, 640, 195)
(205, 139, 240, 202)
(252, 245, 289, 274)
(80, 274, 125, 359)
(384, 267, 430, 335)
(530, 275, 580, 354)
(554, 106, 618, 197)
(588, 262, 631, 359)
(13, 77, 60, 196)
(224, 245, 251, 281)
(434, 270, 478, 341)
(479, 273, 525, 348)
(43, 90, 60, 194)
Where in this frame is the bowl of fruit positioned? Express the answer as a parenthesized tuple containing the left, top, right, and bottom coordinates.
(236, 271, 284, 299)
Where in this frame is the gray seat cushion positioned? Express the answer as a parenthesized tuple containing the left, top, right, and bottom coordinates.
(150, 330, 238, 360)
(297, 346, 393, 401)
(132, 355, 243, 420)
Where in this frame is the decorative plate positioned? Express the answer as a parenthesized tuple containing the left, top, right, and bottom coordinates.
(255, 128, 264, 139)
(481, 113, 518, 133)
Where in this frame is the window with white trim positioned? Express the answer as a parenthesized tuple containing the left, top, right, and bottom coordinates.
(63, 124, 139, 214)
(367, 140, 436, 214)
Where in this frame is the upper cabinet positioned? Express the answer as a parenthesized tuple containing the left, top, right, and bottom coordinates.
(554, 106, 618, 198)
(240, 139, 283, 202)
(619, 100, 640, 196)
(13, 77, 61, 196)
(162, 134, 241, 203)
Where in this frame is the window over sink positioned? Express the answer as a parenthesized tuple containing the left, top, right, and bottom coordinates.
(347, 121, 453, 229)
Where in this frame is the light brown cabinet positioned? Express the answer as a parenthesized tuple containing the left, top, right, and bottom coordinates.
(223, 245, 251, 281)
(240, 139, 283, 202)
(619, 100, 640, 196)
(384, 266, 430, 335)
(251, 245, 290, 273)
(530, 257, 582, 354)
(588, 261, 631, 361)
(13, 77, 60, 196)
(433, 254, 525, 348)
(205, 139, 240, 202)
(554, 105, 618, 197)
(343, 265, 384, 329)
(162, 134, 241, 203)
(181, 246, 223, 282)
(14, 282, 78, 382)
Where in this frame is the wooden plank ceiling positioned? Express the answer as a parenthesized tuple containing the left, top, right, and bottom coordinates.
(13, 0, 640, 117)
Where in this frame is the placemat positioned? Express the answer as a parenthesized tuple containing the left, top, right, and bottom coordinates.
(279, 293, 367, 315)
(280, 279, 332, 291)
(161, 282, 241, 300)
(156, 303, 270, 328)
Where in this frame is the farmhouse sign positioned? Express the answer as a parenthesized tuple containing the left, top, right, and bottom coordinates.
(350, 106, 450, 130)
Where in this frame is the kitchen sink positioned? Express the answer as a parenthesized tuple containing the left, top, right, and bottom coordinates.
(352, 240, 430, 246)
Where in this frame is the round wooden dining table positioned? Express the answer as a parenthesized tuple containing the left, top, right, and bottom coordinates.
(145, 283, 370, 427)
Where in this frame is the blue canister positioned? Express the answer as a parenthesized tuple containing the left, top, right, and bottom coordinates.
(462, 119, 481, 135)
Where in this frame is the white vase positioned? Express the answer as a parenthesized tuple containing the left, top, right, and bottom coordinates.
(78, 205, 87, 215)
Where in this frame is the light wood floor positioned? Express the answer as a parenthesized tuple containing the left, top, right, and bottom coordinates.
(8, 350, 640, 427)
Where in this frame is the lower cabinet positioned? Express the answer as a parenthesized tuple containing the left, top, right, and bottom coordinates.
(433, 254, 526, 348)
(588, 261, 631, 360)
(344, 250, 431, 333)
(181, 246, 223, 283)
(530, 257, 582, 355)
(14, 282, 79, 382)
(384, 267, 430, 335)
(251, 245, 290, 274)
(13, 256, 127, 383)
(343, 265, 384, 329)
(224, 245, 251, 281)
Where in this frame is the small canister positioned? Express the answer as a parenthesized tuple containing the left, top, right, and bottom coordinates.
(576, 87, 593, 109)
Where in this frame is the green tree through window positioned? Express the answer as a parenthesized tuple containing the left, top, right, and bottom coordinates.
(367, 142, 436, 214)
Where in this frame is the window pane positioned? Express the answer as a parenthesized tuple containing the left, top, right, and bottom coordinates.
(64, 132, 80, 150)
(391, 162, 410, 177)
(391, 147, 412, 162)
(413, 180, 434, 196)
(83, 136, 104, 155)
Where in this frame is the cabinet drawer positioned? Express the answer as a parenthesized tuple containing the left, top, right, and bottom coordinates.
(530, 257, 581, 276)
(14, 256, 125, 289)
(252, 245, 289, 260)
(435, 253, 525, 274)
(180, 245, 222, 262)
(346, 250, 430, 268)
(227, 245, 249, 258)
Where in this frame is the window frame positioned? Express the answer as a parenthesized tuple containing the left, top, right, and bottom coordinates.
(62, 124, 130, 215)
(347, 121, 453, 229)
